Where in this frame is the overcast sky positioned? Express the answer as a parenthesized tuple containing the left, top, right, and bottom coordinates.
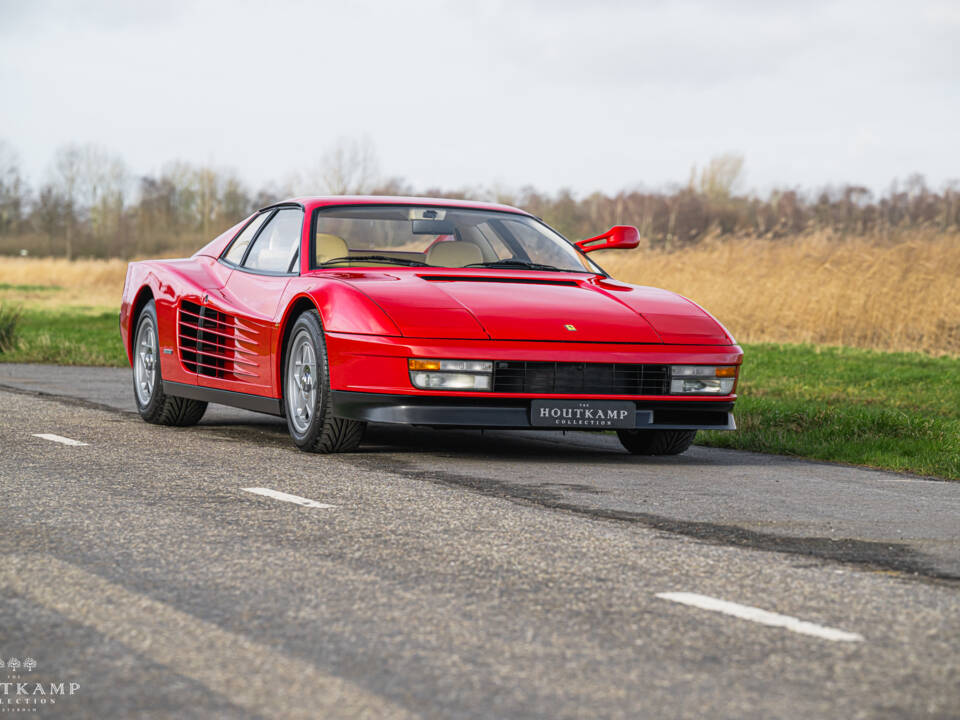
(1, 0, 957, 197)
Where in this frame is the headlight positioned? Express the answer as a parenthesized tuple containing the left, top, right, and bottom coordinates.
(409, 358, 493, 391)
(670, 365, 737, 395)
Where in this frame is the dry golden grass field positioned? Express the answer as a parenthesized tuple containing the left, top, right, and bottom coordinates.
(0, 257, 129, 309)
(599, 230, 960, 356)
(2, 229, 957, 356)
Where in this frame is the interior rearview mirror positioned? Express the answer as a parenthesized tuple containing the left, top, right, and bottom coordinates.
(575, 225, 641, 253)
(412, 219, 456, 235)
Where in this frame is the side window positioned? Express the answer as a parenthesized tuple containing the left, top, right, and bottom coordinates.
(243, 208, 303, 273)
(223, 212, 270, 265)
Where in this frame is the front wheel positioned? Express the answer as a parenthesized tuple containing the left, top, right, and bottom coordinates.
(283, 310, 365, 453)
(133, 299, 207, 426)
(616, 429, 696, 456)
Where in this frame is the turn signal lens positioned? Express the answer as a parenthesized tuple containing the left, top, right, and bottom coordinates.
(408, 359, 493, 372)
(715, 366, 737, 378)
(409, 358, 494, 391)
(408, 359, 443, 371)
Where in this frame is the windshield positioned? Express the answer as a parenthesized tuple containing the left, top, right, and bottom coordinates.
(311, 205, 601, 273)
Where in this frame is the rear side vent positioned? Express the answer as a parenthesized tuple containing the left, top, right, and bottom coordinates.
(178, 300, 258, 379)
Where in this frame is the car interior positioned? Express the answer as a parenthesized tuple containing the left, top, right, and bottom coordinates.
(314, 226, 498, 268)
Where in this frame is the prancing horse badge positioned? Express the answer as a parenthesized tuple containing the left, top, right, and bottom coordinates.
(564, 324, 577, 331)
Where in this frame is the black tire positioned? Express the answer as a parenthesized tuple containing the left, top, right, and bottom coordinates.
(133, 299, 207, 426)
(283, 310, 365, 453)
(616, 429, 696, 456)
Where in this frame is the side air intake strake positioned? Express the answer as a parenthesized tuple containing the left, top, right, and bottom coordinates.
(178, 300, 259, 379)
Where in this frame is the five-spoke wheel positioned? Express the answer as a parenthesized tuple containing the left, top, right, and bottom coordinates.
(134, 314, 157, 407)
(283, 310, 365, 453)
(132, 299, 207, 426)
(286, 330, 318, 434)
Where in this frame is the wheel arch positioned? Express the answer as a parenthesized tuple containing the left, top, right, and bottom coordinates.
(127, 285, 156, 362)
(275, 294, 322, 407)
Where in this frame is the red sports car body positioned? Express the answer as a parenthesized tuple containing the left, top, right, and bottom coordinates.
(120, 196, 742, 454)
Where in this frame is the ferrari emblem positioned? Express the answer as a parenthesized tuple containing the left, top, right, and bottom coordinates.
(564, 324, 577, 331)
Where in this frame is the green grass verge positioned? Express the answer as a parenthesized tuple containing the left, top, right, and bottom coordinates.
(0, 305, 127, 366)
(699, 343, 960, 480)
(0, 306, 956, 479)
(0, 283, 63, 292)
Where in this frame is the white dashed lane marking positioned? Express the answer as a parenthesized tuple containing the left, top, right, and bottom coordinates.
(241, 487, 336, 509)
(33, 433, 89, 446)
(656, 592, 864, 642)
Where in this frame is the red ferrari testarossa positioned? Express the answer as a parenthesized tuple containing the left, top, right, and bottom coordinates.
(120, 197, 742, 454)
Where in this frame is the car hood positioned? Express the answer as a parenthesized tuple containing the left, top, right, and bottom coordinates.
(332, 271, 733, 344)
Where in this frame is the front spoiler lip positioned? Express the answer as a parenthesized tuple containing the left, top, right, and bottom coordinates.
(331, 391, 736, 430)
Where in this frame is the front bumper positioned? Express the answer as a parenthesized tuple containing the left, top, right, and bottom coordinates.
(331, 392, 735, 431)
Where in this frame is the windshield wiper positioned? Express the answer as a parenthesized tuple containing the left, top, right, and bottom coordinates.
(464, 258, 565, 272)
(319, 255, 429, 267)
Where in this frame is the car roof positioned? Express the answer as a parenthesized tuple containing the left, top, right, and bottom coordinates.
(271, 195, 532, 216)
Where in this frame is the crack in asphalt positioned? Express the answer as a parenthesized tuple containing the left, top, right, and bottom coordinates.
(5, 381, 958, 586)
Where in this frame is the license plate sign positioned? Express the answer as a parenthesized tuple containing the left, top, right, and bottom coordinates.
(530, 400, 636, 429)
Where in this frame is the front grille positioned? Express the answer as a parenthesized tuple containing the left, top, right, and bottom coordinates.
(178, 300, 258, 379)
(492, 361, 670, 395)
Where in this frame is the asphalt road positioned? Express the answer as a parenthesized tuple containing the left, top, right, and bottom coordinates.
(1, 363, 958, 719)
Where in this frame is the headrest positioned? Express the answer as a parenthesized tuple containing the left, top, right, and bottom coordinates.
(426, 241, 483, 268)
(315, 233, 348, 265)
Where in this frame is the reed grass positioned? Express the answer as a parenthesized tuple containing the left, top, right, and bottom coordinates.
(599, 229, 960, 356)
(0, 257, 131, 308)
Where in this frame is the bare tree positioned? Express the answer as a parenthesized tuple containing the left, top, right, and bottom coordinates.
(0, 140, 28, 236)
(196, 166, 217, 240)
(82, 145, 129, 253)
(221, 173, 251, 222)
(48, 143, 129, 258)
(50, 145, 83, 259)
(304, 136, 380, 195)
(370, 176, 414, 196)
(32, 184, 67, 256)
(694, 153, 745, 201)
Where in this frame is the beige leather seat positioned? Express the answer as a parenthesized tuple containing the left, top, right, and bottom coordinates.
(315, 233, 349, 265)
(426, 241, 483, 267)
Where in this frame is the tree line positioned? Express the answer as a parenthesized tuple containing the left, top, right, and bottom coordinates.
(0, 140, 957, 259)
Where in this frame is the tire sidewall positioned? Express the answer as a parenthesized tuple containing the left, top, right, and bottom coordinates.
(283, 311, 331, 448)
(616, 428, 696, 455)
(133, 300, 164, 416)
